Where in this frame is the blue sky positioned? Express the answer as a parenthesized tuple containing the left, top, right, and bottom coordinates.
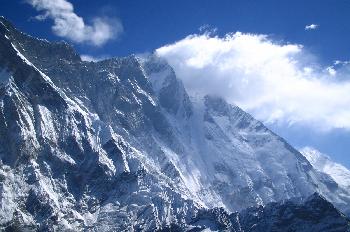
(2, 0, 350, 62)
(1, 0, 350, 168)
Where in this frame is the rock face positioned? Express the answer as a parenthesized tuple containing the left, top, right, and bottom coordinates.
(237, 193, 350, 232)
(0, 17, 349, 231)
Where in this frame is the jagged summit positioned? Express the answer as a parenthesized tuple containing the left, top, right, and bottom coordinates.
(0, 16, 81, 64)
(0, 17, 349, 231)
(0, 16, 11, 28)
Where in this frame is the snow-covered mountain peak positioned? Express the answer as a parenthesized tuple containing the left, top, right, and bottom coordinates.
(301, 147, 350, 189)
(0, 16, 81, 66)
(0, 16, 10, 30)
(301, 147, 331, 167)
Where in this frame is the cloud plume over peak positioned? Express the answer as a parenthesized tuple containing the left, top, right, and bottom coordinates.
(27, 0, 122, 46)
(156, 32, 350, 131)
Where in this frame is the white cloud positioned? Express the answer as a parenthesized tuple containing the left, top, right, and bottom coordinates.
(80, 54, 110, 62)
(334, 60, 350, 66)
(326, 66, 337, 76)
(199, 24, 218, 35)
(305, 24, 319, 30)
(27, 0, 123, 46)
(156, 32, 350, 131)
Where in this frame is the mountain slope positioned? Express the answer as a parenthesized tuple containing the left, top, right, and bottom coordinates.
(301, 147, 350, 189)
(301, 147, 350, 215)
(238, 193, 350, 232)
(0, 16, 349, 231)
(142, 56, 350, 215)
(0, 16, 202, 231)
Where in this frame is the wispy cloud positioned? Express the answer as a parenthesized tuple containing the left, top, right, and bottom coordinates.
(199, 24, 218, 35)
(326, 66, 337, 76)
(27, 0, 123, 46)
(156, 32, 350, 131)
(305, 24, 319, 30)
(80, 54, 110, 62)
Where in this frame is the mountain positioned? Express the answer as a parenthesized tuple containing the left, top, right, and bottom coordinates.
(237, 193, 349, 232)
(160, 193, 350, 232)
(0, 16, 349, 231)
(301, 147, 350, 215)
(301, 147, 350, 189)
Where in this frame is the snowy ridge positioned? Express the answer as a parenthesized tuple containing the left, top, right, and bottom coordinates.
(301, 146, 350, 215)
(301, 147, 350, 188)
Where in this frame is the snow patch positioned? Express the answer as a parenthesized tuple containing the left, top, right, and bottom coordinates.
(38, 105, 58, 143)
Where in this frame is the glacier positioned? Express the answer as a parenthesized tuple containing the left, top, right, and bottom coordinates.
(0, 16, 349, 231)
